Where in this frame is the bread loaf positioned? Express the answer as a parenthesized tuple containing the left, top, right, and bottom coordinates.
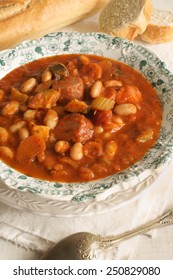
(0, 0, 110, 50)
(140, 9, 173, 43)
(99, 0, 152, 40)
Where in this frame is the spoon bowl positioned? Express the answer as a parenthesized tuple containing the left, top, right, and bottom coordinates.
(41, 232, 100, 260)
(41, 210, 173, 260)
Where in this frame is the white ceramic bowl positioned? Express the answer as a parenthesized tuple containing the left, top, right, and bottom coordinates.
(0, 32, 173, 216)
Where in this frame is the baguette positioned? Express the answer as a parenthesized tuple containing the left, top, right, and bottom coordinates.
(99, 0, 152, 40)
(140, 9, 173, 44)
(0, 0, 110, 50)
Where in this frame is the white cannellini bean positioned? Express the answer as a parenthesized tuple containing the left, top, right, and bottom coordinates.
(23, 109, 36, 120)
(114, 103, 137, 116)
(54, 141, 70, 154)
(9, 121, 26, 133)
(0, 146, 14, 159)
(70, 142, 83, 161)
(19, 127, 29, 140)
(102, 132, 112, 139)
(43, 109, 58, 129)
(79, 55, 90, 65)
(105, 141, 118, 158)
(21, 78, 37, 93)
(90, 80, 103, 98)
(0, 127, 9, 143)
(41, 69, 52, 83)
(94, 126, 104, 134)
(2, 101, 20, 116)
(136, 127, 154, 143)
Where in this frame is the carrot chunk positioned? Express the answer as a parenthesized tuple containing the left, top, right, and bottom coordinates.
(116, 85, 142, 104)
(16, 134, 46, 163)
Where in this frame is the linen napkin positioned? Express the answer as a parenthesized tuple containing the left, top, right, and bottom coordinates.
(0, 159, 173, 260)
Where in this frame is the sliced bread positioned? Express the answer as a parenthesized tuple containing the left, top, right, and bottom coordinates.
(140, 9, 173, 43)
(99, 0, 153, 40)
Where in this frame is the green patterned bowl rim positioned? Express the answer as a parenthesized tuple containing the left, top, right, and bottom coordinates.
(0, 32, 173, 213)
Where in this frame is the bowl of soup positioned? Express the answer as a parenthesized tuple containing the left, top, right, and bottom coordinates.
(0, 32, 172, 216)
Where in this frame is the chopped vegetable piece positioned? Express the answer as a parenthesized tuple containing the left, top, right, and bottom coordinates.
(116, 85, 142, 104)
(28, 89, 61, 109)
(59, 156, 79, 169)
(103, 80, 122, 88)
(80, 63, 102, 80)
(35, 80, 53, 93)
(64, 99, 89, 113)
(11, 87, 28, 103)
(16, 134, 46, 163)
(90, 96, 115, 110)
(49, 63, 69, 80)
(31, 124, 50, 141)
(42, 151, 57, 170)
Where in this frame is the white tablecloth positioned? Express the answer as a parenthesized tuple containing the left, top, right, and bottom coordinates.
(0, 0, 173, 260)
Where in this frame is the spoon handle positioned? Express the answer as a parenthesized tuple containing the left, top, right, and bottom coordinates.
(100, 210, 173, 245)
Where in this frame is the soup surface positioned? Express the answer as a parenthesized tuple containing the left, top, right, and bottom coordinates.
(0, 54, 162, 182)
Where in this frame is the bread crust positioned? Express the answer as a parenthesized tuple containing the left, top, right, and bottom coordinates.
(99, 0, 153, 40)
(0, 0, 31, 21)
(140, 9, 173, 44)
(141, 25, 173, 43)
(0, 0, 110, 50)
(0, 0, 27, 5)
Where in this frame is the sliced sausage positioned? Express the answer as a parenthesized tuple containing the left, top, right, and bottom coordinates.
(53, 76, 84, 104)
(54, 113, 94, 143)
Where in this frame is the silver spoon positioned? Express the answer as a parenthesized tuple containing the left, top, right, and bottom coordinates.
(41, 209, 173, 260)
